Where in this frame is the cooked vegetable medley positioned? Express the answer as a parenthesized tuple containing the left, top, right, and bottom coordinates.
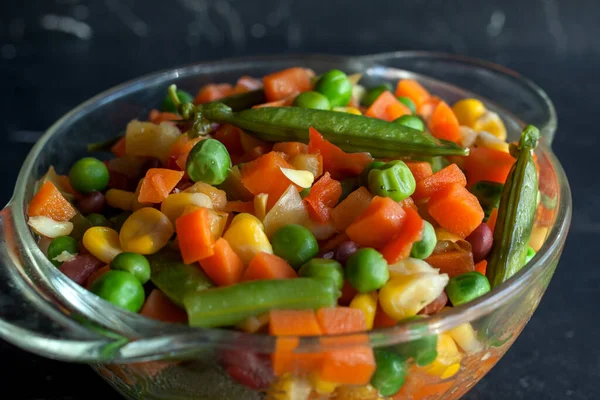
(27, 66, 551, 398)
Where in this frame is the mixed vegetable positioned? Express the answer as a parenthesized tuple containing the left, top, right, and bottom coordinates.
(26, 66, 551, 399)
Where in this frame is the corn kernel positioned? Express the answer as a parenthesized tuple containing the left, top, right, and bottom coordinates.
(309, 372, 339, 395)
(388, 258, 439, 279)
(266, 374, 311, 400)
(207, 210, 229, 240)
(349, 292, 378, 330)
(223, 213, 272, 264)
(475, 131, 509, 152)
(333, 384, 382, 399)
(82, 226, 123, 263)
(473, 111, 507, 140)
(423, 333, 463, 378)
(28, 216, 73, 238)
(434, 227, 461, 242)
(161, 192, 213, 224)
(125, 120, 180, 161)
(529, 225, 548, 252)
(333, 106, 362, 115)
(254, 193, 268, 221)
(105, 189, 136, 211)
(119, 208, 174, 255)
(448, 322, 483, 354)
(452, 98, 486, 127)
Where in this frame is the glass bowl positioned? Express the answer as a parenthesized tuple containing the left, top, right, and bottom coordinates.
(0, 52, 571, 400)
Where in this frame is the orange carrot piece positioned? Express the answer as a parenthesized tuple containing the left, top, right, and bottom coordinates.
(380, 207, 424, 264)
(175, 208, 215, 264)
(223, 201, 255, 214)
(140, 289, 187, 323)
(474, 260, 488, 275)
(399, 196, 418, 211)
(85, 265, 110, 290)
(263, 67, 313, 102)
(232, 75, 263, 93)
(405, 161, 433, 183)
(148, 109, 181, 124)
(331, 187, 373, 231)
(111, 136, 127, 157)
(339, 280, 358, 306)
(429, 101, 461, 143)
(346, 196, 406, 249)
(413, 164, 467, 200)
(417, 95, 442, 121)
(272, 337, 323, 377)
(365, 91, 411, 121)
(316, 307, 367, 334)
(428, 183, 484, 238)
(486, 208, 499, 232)
(242, 252, 298, 281)
(463, 147, 516, 186)
(138, 168, 184, 203)
(168, 135, 202, 160)
(194, 83, 233, 104)
(304, 172, 342, 223)
(198, 238, 245, 286)
(213, 124, 245, 157)
(269, 309, 322, 336)
(395, 79, 431, 109)
(426, 249, 474, 278)
(27, 181, 76, 221)
(373, 304, 397, 328)
(319, 335, 376, 385)
(272, 142, 309, 157)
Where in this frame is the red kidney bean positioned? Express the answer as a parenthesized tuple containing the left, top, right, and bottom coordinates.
(220, 349, 274, 390)
(418, 291, 448, 315)
(335, 240, 360, 265)
(59, 254, 104, 285)
(465, 223, 493, 263)
(75, 191, 105, 215)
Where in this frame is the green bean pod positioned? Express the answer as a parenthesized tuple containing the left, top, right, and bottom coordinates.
(486, 125, 540, 288)
(183, 278, 340, 328)
(207, 89, 266, 111)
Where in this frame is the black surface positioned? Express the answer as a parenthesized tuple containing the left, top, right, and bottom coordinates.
(0, 1, 597, 399)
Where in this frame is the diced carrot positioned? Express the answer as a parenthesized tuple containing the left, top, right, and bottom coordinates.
(426, 248, 474, 278)
(429, 101, 461, 143)
(223, 200, 255, 214)
(140, 289, 187, 323)
(27, 181, 76, 221)
(373, 304, 397, 328)
(272, 142, 308, 157)
(316, 307, 367, 334)
(395, 79, 431, 110)
(428, 183, 484, 238)
(418, 95, 442, 120)
(148, 109, 181, 124)
(240, 131, 271, 154)
(380, 207, 424, 264)
(272, 337, 322, 377)
(319, 335, 376, 385)
(232, 76, 263, 93)
(486, 208, 499, 232)
(270, 309, 322, 336)
(463, 147, 516, 186)
(198, 238, 244, 286)
(405, 161, 433, 183)
(138, 168, 184, 203)
(239, 145, 272, 164)
(85, 265, 110, 290)
(308, 127, 373, 180)
(175, 208, 215, 264)
(168, 135, 202, 160)
(346, 196, 406, 249)
(213, 124, 245, 157)
(399, 196, 418, 211)
(331, 187, 373, 231)
(412, 164, 467, 200)
(242, 252, 298, 281)
(319, 232, 349, 256)
(474, 260, 488, 275)
(194, 83, 233, 104)
(111, 136, 127, 157)
(304, 172, 342, 223)
(365, 91, 411, 121)
(241, 152, 299, 209)
(263, 67, 313, 102)
(339, 280, 358, 306)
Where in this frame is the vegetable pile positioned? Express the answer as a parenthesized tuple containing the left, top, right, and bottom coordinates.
(26, 66, 551, 399)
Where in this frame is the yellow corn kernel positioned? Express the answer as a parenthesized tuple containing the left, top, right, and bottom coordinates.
(125, 120, 180, 161)
(132, 179, 152, 211)
(184, 181, 227, 210)
(475, 131, 509, 152)
(223, 213, 272, 264)
(452, 98, 487, 127)
(529, 225, 548, 252)
(207, 210, 229, 240)
(105, 189, 136, 211)
(28, 216, 74, 238)
(349, 292, 378, 330)
(448, 322, 483, 354)
(473, 111, 507, 140)
(119, 208, 174, 254)
(332, 106, 362, 115)
(434, 227, 461, 242)
(161, 192, 213, 224)
(82, 226, 123, 263)
(423, 333, 463, 379)
(266, 374, 311, 400)
(379, 273, 449, 321)
(309, 372, 339, 395)
(388, 258, 439, 279)
(254, 193, 269, 221)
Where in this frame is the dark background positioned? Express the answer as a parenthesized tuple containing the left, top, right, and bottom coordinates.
(0, 1, 597, 399)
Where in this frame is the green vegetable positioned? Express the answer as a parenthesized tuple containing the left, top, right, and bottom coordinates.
(486, 125, 540, 288)
(69, 211, 93, 241)
(87, 213, 111, 227)
(429, 156, 451, 173)
(271, 224, 319, 269)
(339, 178, 358, 203)
(525, 246, 536, 264)
(371, 349, 408, 397)
(205, 89, 266, 111)
(90, 270, 145, 313)
(397, 96, 417, 113)
(293, 91, 331, 110)
(186, 138, 232, 185)
(362, 84, 393, 107)
(410, 220, 437, 259)
(395, 115, 425, 132)
(470, 181, 504, 219)
(359, 161, 386, 187)
(298, 258, 344, 290)
(86, 135, 123, 153)
(346, 248, 389, 293)
(314, 69, 353, 108)
(111, 252, 151, 284)
(446, 271, 491, 306)
(368, 160, 416, 202)
(299, 187, 311, 199)
(69, 157, 109, 194)
(184, 278, 340, 328)
(396, 316, 438, 366)
(47, 236, 78, 266)
(162, 89, 193, 113)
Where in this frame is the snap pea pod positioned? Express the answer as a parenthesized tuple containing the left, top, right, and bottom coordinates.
(486, 125, 540, 288)
(183, 278, 340, 328)
(147, 251, 214, 306)
(205, 88, 266, 111)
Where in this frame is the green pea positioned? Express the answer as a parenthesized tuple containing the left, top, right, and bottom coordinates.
(395, 316, 438, 366)
(394, 115, 425, 132)
(293, 91, 331, 110)
(362, 83, 393, 107)
(314, 69, 353, 108)
(271, 224, 319, 269)
(359, 161, 386, 187)
(87, 213, 111, 227)
(410, 221, 437, 259)
(397, 96, 417, 114)
(339, 178, 358, 203)
(47, 236, 79, 266)
(300, 187, 311, 198)
(346, 248, 389, 293)
(90, 270, 145, 312)
(368, 160, 416, 202)
(470, 181, 504, 219)
(371, 349, 408, 397)
(525, 246, 536, 264)
(446, 271, 491, 306)
(186, 138, 232, 185)
(69, 157, 109, 194)
(162, 89, 193, 113)
(111, 252, 151, 284)
(298, 258, 344, 290)
(110, 211, 132, 232)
